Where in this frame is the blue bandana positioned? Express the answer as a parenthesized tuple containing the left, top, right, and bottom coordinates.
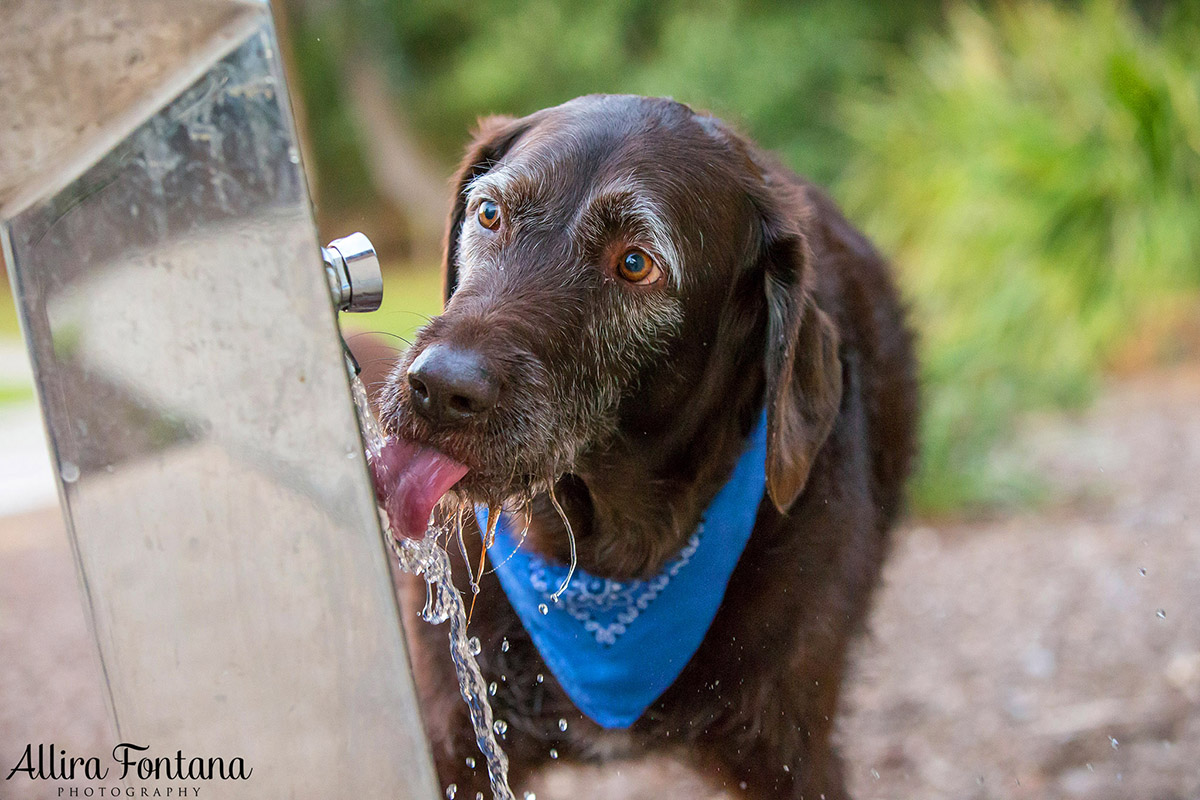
(477, 409, 768, 729)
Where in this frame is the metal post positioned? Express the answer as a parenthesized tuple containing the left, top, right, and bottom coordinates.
(1, 2, 439, 797)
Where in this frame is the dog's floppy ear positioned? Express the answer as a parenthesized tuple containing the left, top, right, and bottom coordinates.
(443, 115, 528, 305)
(760, 221, 843, 514)
(692, 111, 842, 512)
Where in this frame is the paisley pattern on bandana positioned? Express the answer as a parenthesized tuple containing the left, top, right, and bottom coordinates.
(526, 533, 702, 646)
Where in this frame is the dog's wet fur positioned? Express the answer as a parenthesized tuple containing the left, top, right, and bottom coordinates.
(379, 94, 918, 799)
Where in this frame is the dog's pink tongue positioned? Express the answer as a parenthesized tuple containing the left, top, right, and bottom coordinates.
(370, 439, 469, 540)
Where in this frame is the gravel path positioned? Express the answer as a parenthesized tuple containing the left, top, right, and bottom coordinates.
(842, 365, 1200, 800)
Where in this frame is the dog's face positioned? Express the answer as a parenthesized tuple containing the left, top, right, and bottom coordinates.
(377, 95, 841, 533)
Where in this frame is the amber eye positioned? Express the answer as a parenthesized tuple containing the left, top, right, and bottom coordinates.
(617, 249, 661, 284)
(477, 200, 501, 230)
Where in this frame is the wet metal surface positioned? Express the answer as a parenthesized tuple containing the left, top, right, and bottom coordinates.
(1, 4, 438, 797)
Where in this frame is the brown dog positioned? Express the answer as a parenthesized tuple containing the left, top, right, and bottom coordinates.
(377, 94, 917, 799)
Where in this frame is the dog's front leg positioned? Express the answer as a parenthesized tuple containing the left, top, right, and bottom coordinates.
(683, 660, 854, 800)
(697, 709, 851, 800)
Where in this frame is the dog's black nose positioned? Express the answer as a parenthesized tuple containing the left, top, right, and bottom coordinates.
(407, 344, 499, 424)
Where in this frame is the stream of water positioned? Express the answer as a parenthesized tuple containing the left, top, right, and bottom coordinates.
(350, 371, 516, 800)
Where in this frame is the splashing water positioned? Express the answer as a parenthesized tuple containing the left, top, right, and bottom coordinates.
(350, 371, 515, 800)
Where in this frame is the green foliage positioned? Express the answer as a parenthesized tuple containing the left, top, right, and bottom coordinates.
(289, 0, 1200, 513)
(838, 1, 1200, 512)
(286, 6, 378, 212)
(316, 0, 941, 185)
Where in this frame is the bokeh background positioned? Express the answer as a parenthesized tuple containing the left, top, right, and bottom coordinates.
(279, 0, 1200, 513)
(3, 1, 1199, 798)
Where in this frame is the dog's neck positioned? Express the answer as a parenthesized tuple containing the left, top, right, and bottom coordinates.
(524, 335, 766, 580)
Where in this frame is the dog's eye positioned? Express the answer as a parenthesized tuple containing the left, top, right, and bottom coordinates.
(477, 200, 501, 230)
(617, 249, 661, 284)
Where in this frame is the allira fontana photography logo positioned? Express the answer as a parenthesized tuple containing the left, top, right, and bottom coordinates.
(6, 742, 252, 796)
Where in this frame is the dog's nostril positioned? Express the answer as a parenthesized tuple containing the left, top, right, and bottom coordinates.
(407, 344, 499, 424)
(408, 375, 429, 402)
(448, 393, 481, 415)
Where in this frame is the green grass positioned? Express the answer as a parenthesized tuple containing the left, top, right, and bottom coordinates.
(1, 283, 22, 340)
(340, 260, 445, 346)
(0, 384, 33, 405)
(1, 284, 34, 406)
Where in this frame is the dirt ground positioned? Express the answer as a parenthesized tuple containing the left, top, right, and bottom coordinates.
(2, 364, 1198, 799)
(839, 364, 1200, 800)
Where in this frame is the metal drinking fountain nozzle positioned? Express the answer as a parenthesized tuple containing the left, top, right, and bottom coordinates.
(323, 232, 383, 313)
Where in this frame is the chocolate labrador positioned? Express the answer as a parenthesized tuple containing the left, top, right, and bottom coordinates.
(375, 94, 917, 799)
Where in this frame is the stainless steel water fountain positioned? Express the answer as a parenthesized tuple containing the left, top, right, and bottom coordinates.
(1, 2, 438, 797)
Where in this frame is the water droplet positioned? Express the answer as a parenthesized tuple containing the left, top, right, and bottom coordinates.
(493, 719, 508, 735)
(1139, 567, 1147, 576)
(549, 748, 559, 760)
(524, 793, 537, 800)
(783, 765, 790, 773)
(538, 603, 549, 615)
(1156, 609, 1166, 619)
(475, 793, 483, 800)
(467, 636, 482, 655)
(870, 769, 880, 780)
(739, 782, 747, 790)
(445, 784, 457, 799)
(500, 638, 510, 652)
(536, 673, 544, 684)
(1110, 736, 1120, 750)
(558, 718, 568, 732)
(60, 462, 80, 483)
(287, 146, 301, 164)
(464, 757, 475, 769)
(488, 681, 497, 696)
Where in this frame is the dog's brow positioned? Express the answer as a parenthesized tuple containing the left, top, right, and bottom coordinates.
(576, 186, 683, 287)
(466, 168, 543, 210)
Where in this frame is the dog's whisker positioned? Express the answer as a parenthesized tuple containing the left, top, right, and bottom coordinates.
(384, 310, 435, 324)
(355, 357, 406, 368)
(547, 482, 577, 601)
(348, 330, 412, 347)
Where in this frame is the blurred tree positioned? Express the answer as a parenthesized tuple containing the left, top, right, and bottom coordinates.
(281, 0, 944, 248)
(279, 0, 1200, 513)
(839, 0, 1200, 511)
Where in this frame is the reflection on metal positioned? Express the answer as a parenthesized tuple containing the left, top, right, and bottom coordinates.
(2, 3, 438, 797)
(324, 232, 384, 313)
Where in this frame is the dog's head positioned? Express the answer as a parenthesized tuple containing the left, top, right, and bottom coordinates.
(376, 95, 841, 539)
